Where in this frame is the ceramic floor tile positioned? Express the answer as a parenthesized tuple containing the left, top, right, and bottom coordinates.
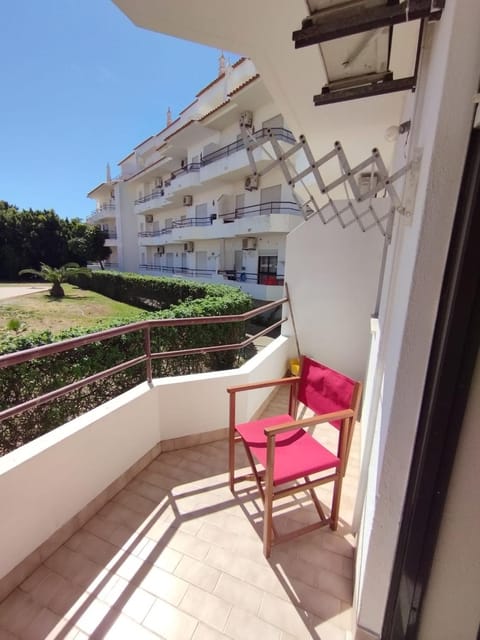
(191, 622, 231, 640)
(224, 606, 282, 640)
(5, 391, 358, 640)
(0, 589, 43, 636)
(143, 599, 198, 640)
(174, 556, 221, 592)
(19, 606, 63, 640)
(213, 573, 263, 616)
(179, 585, 231, 632)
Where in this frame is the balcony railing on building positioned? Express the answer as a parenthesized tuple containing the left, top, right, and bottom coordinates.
(134, 127, 296, 206)
(221, 201, 301, 221)
(90, 203, 116, 215)
(137, 201, 300, 238)
(201, 127, 295, 166)
(139, 264, 284, 286)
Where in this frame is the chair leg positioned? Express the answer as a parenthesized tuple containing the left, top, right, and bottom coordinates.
(229, 430, 235, 493)
(330, 476, 343, 530)
(263, 476, 274, 558)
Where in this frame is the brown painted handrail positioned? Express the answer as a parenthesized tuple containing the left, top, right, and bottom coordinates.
(0, 297, 287, 423)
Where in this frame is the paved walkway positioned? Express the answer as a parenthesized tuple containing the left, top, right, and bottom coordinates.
(0, 285, 50, 301)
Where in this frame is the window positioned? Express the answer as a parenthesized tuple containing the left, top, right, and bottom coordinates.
(257, 255, 278, 285)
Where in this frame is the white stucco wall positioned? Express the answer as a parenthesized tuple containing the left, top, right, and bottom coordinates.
(354, 1, 480, 634)
(0, 336, 290, 582)
(285, 214, 384, 381)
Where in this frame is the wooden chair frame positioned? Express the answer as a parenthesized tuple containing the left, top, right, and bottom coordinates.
(227, 358, 362, 557)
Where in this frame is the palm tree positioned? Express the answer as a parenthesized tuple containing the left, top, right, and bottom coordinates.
(18, 263, 91, 298)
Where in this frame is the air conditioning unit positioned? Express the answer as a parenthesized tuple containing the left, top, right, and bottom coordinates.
(358, 172, 379, 197)
(183, 195, 193, 206)
(240, 111, 253, 128)
(157, 246, 165, 255)
(184, 241, 194, 252)
(145, 214, 153, 223)
(244, 174, 259, 191)
(154, 177, 163, 188)
(242, 237, 257, 251)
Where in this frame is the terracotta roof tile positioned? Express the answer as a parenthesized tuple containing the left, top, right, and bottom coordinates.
(227, 74, 260, 97)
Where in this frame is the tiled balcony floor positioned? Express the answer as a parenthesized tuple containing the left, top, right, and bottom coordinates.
(0, 388, 360, 640)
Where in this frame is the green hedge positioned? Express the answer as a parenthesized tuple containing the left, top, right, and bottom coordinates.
(70, 270, 208, 310)
(0, 274, 251, 454)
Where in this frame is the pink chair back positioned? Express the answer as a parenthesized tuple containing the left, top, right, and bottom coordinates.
(298, 357, 356, 429)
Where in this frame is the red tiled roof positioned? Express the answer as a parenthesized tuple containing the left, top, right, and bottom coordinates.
(180, 99, 198, 115)
(199, 99, 231, 121)
(164, 119, 196, 142)
(117, 151, 135, 166)
(196, 73, 225, 98)
(134, 135, 154, 150)
(227, 74, 260, 97)
(126, 156, 168, 182)
(87, 182, 108, 197)
(232, 57, 247, 68)
(155, 116, 181, 138)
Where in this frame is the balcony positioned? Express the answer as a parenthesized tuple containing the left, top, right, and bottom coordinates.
(0, 302, 357, 638)
(199, 127, 295, 186)
(138, 201, 301, 247)
(87, 204, 116, 224)
(133, 128, 296, 214)
(134, 190, 171, 216)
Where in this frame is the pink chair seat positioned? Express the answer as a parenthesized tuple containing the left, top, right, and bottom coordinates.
(236, 415, 340, 486)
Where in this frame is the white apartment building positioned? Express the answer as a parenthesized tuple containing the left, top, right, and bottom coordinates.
(87, 58, 302, 300)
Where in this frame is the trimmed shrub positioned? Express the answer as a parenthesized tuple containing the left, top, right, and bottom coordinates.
(0, 275, 251, 454)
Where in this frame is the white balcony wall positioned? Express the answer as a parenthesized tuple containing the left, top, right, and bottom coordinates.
(354, 3, 480, 634)
(200, 146, 270, 184)
(0, 337, 290, 583)
(284, 215, 383, 382)
(116, 182, 140, 272)
(163, 168, 200, 197)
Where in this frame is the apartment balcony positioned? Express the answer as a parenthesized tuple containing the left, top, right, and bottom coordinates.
(199, 127, 295, 186)
(0, 309, 358, 639)
(138, 265, 285, 301)
(87, 204, 117, 224)
(104, 231, 118, 247)
(134, 128, 296, 215)
(134, 191, 171, 216)
(163, 163, 201, 200)
(138, 202, 301, 247)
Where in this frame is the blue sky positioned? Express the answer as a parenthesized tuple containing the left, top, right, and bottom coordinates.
(1, 1, 240, 220)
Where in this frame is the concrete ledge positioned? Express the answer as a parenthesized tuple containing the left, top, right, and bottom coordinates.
(0, 439, 162, 604)
(0, 335, 292, 602)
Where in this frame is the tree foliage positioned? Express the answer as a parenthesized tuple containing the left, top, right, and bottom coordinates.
(0, 201, 111, 279)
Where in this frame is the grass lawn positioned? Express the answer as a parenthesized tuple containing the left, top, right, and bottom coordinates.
(0, 284, 143, 336)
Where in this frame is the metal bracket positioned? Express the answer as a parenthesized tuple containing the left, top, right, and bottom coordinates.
(240, 123, 415, 238)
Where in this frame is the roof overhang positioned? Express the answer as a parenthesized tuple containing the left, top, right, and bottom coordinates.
(293, 0, 444, 105)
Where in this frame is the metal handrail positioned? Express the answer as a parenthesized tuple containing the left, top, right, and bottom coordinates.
(133, 128, 296, 205)
(138, 228, 172, 237)
(90, 203, 116, 215)
(221, 201, 301, 219)
(172, 216, 212, 228)
(201, 127, 295, 166)
(0, 298, 287, 423)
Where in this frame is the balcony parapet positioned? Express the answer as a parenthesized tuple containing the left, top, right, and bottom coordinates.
(201, 127, 295, 166)
(133, 128, 296, 213)
(221, 201, 301, 220)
